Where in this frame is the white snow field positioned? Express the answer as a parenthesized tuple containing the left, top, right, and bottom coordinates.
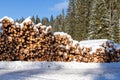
(0, 61, 120, 80)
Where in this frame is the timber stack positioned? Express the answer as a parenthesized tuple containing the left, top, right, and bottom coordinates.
(0, 16, 120, 62)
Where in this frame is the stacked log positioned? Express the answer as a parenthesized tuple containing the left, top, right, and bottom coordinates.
(0, 16, 120, 62)
(78, 40, 120, 62)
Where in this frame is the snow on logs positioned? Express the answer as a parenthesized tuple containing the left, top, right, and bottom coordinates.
(0, 16, 120, 62)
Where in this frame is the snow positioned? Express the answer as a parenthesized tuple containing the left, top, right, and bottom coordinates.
(54, 32, 71, 38)
(72, 40, 79, 47)
(46, 26, 52, 33)
(34, 26, 39, 32)
(0, 61, 120, 80)
(90, 46, 105, 54)
(20, 16, 31, 28)
(15, 22, 21, 28)
(79, 39, 108, 47)
(54, 32, 72, 41)
(35, 23, 42, 27)
(66, 44, 70, 49)
(79, 39, 118, 54)
(15, 22, 19, 26)
(22, 16, 31, 23)
(36, 25, 53, 34)
(54, 32, 79, 48)
(0, 16, 14, 22)
(40, 25, 47, 29)
(9, 17, 14, 22)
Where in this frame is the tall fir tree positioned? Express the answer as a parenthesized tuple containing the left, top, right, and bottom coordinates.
(35, 15, 40, 24)
(31, 16, 35, 23)
(61, 9, 65, 32)
(111, 0, 120, 43)
(54, 15, 63, 32)
(75, 0, 90, 40)
(66, 0, 76, 39)
(88, 0, 96, 39)
(104, 0, 120, 43)
(42, 17, 49, 26)
(88, 0, 111, 39)
(50, 15, 54, 27)
(118, 0, 120, 43)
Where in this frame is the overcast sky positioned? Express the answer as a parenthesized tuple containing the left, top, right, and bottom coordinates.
(0, 0, 68, 20)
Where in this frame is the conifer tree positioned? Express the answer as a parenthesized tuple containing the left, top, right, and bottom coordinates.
(31, 16, 35, 23)
(54, 15, 63, 31)
(42, 17, 49, 26)
(111, 0, 120, 43)
(50, 15, 54, 27)
(88, 0, 110, 39)
(35, 15, 40, 24)
(61, 9, 65, 32)
(66, 0, 76, 39)
(75, 0, 90, 40)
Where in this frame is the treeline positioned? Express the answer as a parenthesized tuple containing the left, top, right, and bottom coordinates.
(16, 0, 120, 43)
(65, 0, 120, 43)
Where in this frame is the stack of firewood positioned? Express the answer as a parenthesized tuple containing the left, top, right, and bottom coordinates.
(0, 16, 120, 62)
(78, 40, 120, 62)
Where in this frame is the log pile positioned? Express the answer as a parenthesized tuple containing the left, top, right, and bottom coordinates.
(0, 16, 120, 62)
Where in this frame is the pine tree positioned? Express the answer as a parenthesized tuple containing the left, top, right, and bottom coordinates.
(75, 0, 90, 40)
(15, 19, 19, 23)
(105, 0, 120, 43)
(18, 17, 25, 23)
(36, 15, 40, 24)
(66, 0, 76, 39)
(88, 0, 96, 39)
(31, 16, 35, 23)
(61, 9, 65, 32)
(118, 0, 120, 43)
(112, 0, 120, 43)
(88, 0, 111, 39)
(50, 15, 54, 27)
(111, 0, 120, 43)
(42, 17, 49, 26)
(54, 15, 63, 32)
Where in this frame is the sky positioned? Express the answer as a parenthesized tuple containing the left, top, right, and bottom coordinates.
(0, 0, 68, 20)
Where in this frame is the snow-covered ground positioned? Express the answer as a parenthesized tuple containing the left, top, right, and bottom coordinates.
(0, 62, 120, 80)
